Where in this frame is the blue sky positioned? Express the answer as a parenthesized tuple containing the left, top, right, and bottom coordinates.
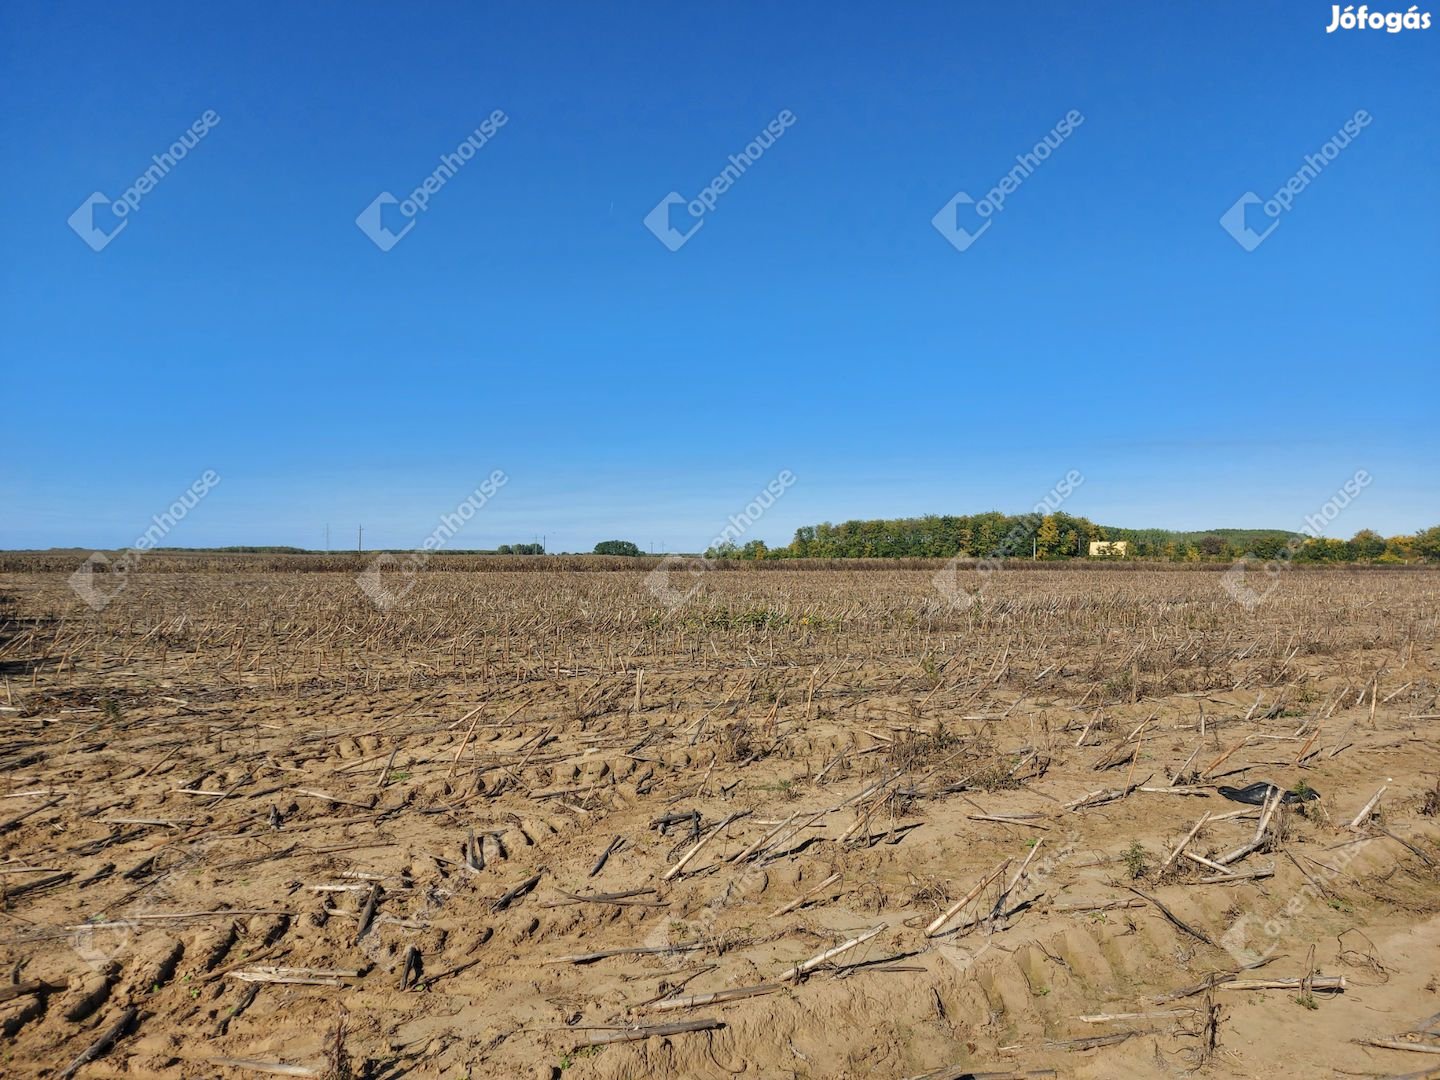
(2, 1, 1436, 552)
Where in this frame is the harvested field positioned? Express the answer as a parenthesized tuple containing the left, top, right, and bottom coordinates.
(1, 563, 1438, 1078)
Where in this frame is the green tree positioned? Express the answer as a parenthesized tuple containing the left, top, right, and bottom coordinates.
(1197, 535, 1229, 558)
(593, 540, 642, 556)
(1294, 537, 1347, 562)
(1346, 529, 1386, 561)
(1249, 534, 1289, 560)
(972, 513, 1007, 556)
(1414, 525, 1440, 561)
(788, 526, 815, 558)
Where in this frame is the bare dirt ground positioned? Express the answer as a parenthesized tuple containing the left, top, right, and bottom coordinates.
(1, 563, 1437, 1079)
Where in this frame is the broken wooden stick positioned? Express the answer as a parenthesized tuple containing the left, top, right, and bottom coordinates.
(547, 943, 709, 965)
(547, 887, 664, 908)
(1192, 867, 1274, 885)
(1180, 850, 1234, 875)
(577, 1017, 723, 1047)
(731, 810, 798, 864)
(1348, 785, 1386, 830)
(589, 835, 622, 877)
(905, 1069, 1057, 1080)
(1355, 1038, 1440, 1055)
(1217, 976, 1344, 992)
(987, 840, 1045, 929)
(770, 871, 842, 917)
(664, 812, 750, 880)
(1199, 735, 1249, 781)
(1127, 887, 1214, 946)
(1217, 787, 1282, 866)
(493, 871, 543, 911)
(446, 703, 487, 777)
(229, 967, 362, 986)
(968, 814, 1049, 830)
(925, 859, 1010, 937)
(1159, 811, 1210, 873)
(1064, 775, 1152, 811)
(647, 982, 783, 1011)
(211, 1059, 318, 1077)
(1078, 1008, 1195, 1023)
(778, 923, 886, 981)
(398, 944, 420, 991)
(59, 1006, 137, 1079)
(355, 882, 382, 942)
(1291, 726, 1322, 766)
(1052, 898, 1146, 914)
(1171, 739, 1203, 786)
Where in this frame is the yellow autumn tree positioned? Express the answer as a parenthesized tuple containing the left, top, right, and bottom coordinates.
(1036, 515, 1061, 558)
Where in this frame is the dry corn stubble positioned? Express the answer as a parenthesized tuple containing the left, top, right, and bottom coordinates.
(0, 559, 1437, 1079)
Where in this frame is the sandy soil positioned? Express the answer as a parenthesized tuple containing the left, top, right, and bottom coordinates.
(1, 565, 1437, 1079)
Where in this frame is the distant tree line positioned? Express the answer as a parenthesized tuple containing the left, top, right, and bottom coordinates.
(153, 545, 311, 554)
(496, 543, 545, 555)
(710, 513, 1440, 563)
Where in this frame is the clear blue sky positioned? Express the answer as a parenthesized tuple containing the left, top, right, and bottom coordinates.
(2, 2, 1436, 552)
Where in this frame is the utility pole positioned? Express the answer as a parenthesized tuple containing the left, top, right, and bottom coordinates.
(325, 524, 330, 552)
(357, 525, 363, 553)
